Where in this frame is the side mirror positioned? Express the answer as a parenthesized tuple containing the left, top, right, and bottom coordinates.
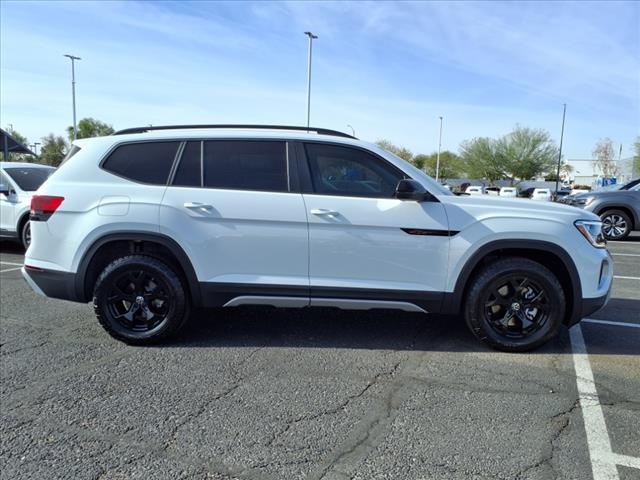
(395, 179, 434, 201)
(0, 184, 9, 196)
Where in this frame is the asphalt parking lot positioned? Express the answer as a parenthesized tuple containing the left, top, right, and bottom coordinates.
(1, 235, 638, 480)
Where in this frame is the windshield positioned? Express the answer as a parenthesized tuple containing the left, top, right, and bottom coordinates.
(4, 167, 55, 191)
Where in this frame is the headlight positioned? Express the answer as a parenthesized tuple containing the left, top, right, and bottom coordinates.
(575, 220, 606, 248)
(574, 196, 594, 206)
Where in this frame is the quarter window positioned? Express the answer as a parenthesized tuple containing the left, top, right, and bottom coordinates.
(304, 143, 402, 198)
(202, 141, 287, 192)
(102, 142, 179, 185)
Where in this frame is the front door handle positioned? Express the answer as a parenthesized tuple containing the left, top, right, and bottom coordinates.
(184, 202, 213, 209)
(310, 208, 339, 216)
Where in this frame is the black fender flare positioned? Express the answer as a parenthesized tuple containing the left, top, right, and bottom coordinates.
(75, 231, 201, 305)
(441, 239, 582, 325)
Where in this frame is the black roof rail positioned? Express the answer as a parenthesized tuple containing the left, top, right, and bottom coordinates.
(112, 124, 357, 139)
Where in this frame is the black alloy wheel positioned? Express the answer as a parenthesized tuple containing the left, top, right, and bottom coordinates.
(93, 255, 189, 345)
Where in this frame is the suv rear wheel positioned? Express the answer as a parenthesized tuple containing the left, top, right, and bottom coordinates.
(600, 209, 631, 240)
(464, 257, 565, 352)
(93, 255, 189, 345)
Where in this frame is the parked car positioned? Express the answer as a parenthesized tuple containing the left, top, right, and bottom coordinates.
(465, 185, 485, 195)
(0, 162, 56, 248)
(485, 187, 500, 196)
(531, 188, 552, 201)
(22, 125, 612, 352)
(567, 178, 640, 240)
(499, 187, 517, 198)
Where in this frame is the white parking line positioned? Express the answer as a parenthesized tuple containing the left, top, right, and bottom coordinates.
(0, 267, 22, 273)
(611, 253, 640, 257)
(570, 325, 620, 479)
(614, 275, 640, 280)
(583, 319, 640, 329)
(0, 261, 23, 266)
(609, 453, 640, 470)
(609, 240, 640, 245)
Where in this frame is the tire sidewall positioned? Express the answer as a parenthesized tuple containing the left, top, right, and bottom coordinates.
(465, 259, 565, 352)
(21, 220, 30, 250)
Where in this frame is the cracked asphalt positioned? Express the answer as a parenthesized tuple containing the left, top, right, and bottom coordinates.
(1, 234, 638, 480)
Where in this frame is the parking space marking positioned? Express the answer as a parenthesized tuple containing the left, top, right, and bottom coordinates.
(609, 453, 640, 470)
(0, 267, 22, 273)
(611, 253, 640, 257)
(613, 275, 640, 280)
(0, 261, 23, 266)
(583, 319, 640, 329)
(570, 325, 620, 480)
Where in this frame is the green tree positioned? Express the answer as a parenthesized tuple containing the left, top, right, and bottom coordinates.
(497, 126, 558, 182)
(632, 136, 640, 176)
(413, 151, 465, 179)
(459, 137, 504, 183)
(376, 140, 413, 162)
(67, 117, 114, 142)
(5, 127, 31, 162)
(39, 134, 68, 167)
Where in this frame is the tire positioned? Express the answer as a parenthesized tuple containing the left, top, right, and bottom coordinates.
(93, 255, 190, 345)
(464, 257, 565, 352)
(20, 220, 31, 250)
(600, 209, 632, 240)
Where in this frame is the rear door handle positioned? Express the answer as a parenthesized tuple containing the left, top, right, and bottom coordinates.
(184, 202, 213, 209)
(310, 208, 339, 216)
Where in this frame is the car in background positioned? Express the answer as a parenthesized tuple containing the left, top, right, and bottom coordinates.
(0, 162, 57, 249)
(499, 187, 517, 198)
(531, 188, 552, 201)
(568, 178, 640, 240)
(465, 185, 485, 195)
(485, 186, 500, 196)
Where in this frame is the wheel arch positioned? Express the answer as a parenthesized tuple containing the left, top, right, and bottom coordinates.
(442, 240, 582, 326)
(75, 232, 201, 305)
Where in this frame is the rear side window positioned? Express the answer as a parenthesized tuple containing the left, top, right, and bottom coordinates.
(102, 142, 179, 185)
(173, 141, 201, 187)
(202, 141, 287, 192)
(3, 167, 55, 191)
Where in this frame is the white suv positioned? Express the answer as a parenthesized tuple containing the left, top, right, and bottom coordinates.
(22, 125, 612, 351)
(1, 162, 56, 248)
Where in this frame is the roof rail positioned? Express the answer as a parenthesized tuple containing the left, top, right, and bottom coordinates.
(112, 124, 357, 139)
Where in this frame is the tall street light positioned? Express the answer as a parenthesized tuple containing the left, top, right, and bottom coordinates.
(304, 32, 317, 129)
(64, 54, 81, 140)
(554, 104, 567, 196)
(33, 142, 40, 156)
(347, 124, 355, 137)
(435, 116, 443, 182)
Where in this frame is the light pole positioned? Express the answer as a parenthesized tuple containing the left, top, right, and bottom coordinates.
(64, 54, 81, 140)
(304, 32, 317, 129)
(347, 124, 355, 137)
(554, 104, 567, 196)
(435, 116, 443, 182)
(33, 142, 41, 156)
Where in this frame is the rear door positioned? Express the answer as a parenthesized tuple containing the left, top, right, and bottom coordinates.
(0, 170, 16, 233)
(160, 139, 309, 306)
(299, 142, 450, 312)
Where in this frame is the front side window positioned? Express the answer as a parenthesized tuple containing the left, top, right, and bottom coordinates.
(102, 141, 179, 185)
(304, 143, 402, 198)
(202, 141, 288, 192)
(3, 167, 55, 191)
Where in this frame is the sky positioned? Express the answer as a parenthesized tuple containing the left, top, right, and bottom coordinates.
(1, 0, 639, 159)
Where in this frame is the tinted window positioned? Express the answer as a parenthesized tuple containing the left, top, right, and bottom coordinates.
(103, 142, 179, 185)
(173, 141, 202, 187)
(304, 143, 401, 197)
(203, 141, 287, 192)
(4, 167, 55, 191)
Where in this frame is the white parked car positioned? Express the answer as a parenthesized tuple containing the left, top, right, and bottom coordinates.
(0, 162, 56, 248)
(465, 185, 485, 195)
(531, 188, 552, 201)
(22, 125, 612, 352)
(499, 187, 517, 198)
(571, 188, 590, 196)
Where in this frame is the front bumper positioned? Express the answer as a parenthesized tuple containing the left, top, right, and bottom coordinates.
(22, 267, 81, 302)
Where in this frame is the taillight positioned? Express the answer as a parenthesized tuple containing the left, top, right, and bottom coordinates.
(30, 195, 64, 221)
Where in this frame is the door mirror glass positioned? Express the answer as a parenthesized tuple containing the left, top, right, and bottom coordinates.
(395, 179, 432, 201)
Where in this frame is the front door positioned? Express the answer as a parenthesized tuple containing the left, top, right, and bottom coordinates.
(300, 142, 450, 312)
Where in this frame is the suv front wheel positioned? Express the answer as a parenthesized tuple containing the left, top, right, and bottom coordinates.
(93, 255, 190, 345)
(600, 209, 631, 240)
(464, 257, 565, 352)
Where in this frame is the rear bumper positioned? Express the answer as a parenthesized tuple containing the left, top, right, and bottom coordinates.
(22, 267, 83, 302)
